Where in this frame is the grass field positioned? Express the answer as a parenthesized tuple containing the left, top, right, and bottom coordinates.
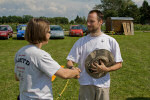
(0, 32, 150, 100)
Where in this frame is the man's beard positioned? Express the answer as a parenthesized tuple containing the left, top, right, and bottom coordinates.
(87, 27, 99, 34)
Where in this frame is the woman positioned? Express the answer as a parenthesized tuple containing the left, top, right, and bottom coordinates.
(14, 18, 80, 100)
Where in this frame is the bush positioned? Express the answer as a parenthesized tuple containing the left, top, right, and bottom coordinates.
(134, 24, 150, 31)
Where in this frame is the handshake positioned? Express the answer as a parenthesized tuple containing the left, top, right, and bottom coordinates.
(54, 65, 81, 80)
(68, 66, 81, 79)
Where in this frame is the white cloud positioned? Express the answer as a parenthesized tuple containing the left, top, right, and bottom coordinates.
(0, 0, 96, 20)
(0, 0, 149, 21)
(0, 0, 5, 4)
(132, 0, 150, 7)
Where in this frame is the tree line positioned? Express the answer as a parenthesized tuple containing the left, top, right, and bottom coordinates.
(0, 15, 86, 25)
(0, 15, 70, 24)
(0, 0, 149, 25)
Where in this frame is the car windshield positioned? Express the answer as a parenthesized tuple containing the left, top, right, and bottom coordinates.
(71, 26, 81, 29)
(79, 25, 87, 30)
(0, 26, 7, 31)
(50, 26, 62, 31)
(17, 25, 22, 29)
(20, 26, 26, 30)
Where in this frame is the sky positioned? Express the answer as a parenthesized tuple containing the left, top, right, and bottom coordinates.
(0, 0, 149, 21)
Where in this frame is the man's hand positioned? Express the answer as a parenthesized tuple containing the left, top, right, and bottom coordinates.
(66, 60, 81, 79)
(91, 60, 110, 73)
(73, 67, 81, 79)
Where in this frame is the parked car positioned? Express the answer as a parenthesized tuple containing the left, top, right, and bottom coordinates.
(50, 25, 64, 39)
(69, 25, 83, 36)
(17, 24, 27, 39)
(16, 24, 23, 31)
(78, 24, 87, 33)
(0, 25, 13, 39)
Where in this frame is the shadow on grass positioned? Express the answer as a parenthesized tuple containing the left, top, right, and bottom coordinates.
(12, 37, 25, 40)
(50, 38, 64, 40)
(0, 38, 6, 40)
(126, 97, 150, 100)
(65, 34, 84, 37)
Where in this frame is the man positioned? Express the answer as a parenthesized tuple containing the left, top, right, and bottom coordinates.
(66, 10, 123, 100)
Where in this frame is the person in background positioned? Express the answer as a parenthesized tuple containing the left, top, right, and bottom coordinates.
(14, 18, 80, 100)
(66, 10, 123, 100)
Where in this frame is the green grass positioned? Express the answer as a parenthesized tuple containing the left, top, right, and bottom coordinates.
(0, 32, 150, 100)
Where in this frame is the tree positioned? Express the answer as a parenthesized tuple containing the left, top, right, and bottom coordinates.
(94, 0, 125, 19)
(70, 20, 74, 24)
(93, 0, 137, 20)
(7, 16, 21, 23)
(0, 15, 70, 24)
(47, 17, 55, 24)
(123, 4, 140, 23)
(74, 15, 80, 23)
(74, 15, 86, 24)
(82, 16, 87, 24)
(17, 16, 23, 23)
(2, 16, 8, 24)
(22, 15, 33, 23)
(0, 17, 2, 23)
(39, 16, 47, 20)
(52, 17, 69, 24)
(60, 17, 69, 24)
(140, 0, 150, 24)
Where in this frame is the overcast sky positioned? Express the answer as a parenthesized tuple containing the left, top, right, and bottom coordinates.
(0, 0, 149, 21)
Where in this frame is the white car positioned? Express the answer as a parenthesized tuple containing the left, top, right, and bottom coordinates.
(50, 25, 64, 39)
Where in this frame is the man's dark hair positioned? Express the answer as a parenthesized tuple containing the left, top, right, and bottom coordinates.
(89, 10, 104, 21)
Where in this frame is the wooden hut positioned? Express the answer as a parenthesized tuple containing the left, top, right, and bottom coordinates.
(105, 17, 134, 35)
